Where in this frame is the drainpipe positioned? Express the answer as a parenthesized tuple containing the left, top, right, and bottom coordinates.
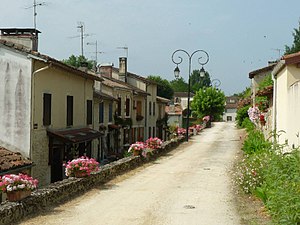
(272, 72, 277, 144)
(29, 58, 51, 161)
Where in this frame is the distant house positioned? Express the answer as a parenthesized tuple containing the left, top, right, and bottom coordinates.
(0, 28, 102, 186)
(173, 92, 195, 110)
(272, 52, 300, 148)
(223, 96, 239, 122)
(166, 103, 183, 127)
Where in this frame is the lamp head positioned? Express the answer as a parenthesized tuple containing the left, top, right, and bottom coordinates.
(199, 67, 206, 78)
(174, 66, 180, 79)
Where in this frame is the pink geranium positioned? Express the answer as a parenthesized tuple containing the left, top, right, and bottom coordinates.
(145, 137, 163, 149)
(64, 156, 99, 177)
(128, 142, 145, 153)
(0, 173, 38, 193)
(177, 128, 186, 136)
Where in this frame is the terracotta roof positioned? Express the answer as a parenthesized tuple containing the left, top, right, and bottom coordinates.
(93, 90, 118, 101)
(0, 147, 33, 174)
(157, 96, 170, 103)
(282, 51, 300, 65)
(102, 76, 149, 96)
(174, 92, 195, 98)
(249, 64, 276, 79)
(0, 39, 103, 82)
(111, 67, 157, 85)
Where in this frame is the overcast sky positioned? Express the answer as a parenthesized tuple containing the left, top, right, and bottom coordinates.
(1, 0, 300, 95)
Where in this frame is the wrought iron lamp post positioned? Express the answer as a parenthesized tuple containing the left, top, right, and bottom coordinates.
(171, 49, 209, 142)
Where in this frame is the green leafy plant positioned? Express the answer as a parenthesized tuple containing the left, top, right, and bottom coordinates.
(236, 105, 250, 127)
(242, 130, 271, 155)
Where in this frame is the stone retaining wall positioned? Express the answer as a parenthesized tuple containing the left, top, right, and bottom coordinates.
(0, 136, 187, 225)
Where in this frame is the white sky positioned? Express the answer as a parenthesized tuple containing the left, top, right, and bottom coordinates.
(1, 0, 300, 95)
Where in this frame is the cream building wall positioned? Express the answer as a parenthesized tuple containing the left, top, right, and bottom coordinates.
(31, 60, 94, 186)
(0, 46, 31, 158)
(274, 65, 300, 147)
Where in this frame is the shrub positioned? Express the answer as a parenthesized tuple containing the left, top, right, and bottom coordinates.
(241, 117, 255, 132)
(236, 105, 250, 127)
(242, 130, 271, 155)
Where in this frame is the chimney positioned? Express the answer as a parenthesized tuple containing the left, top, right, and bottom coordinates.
(119, 57, 127, 82)
(0, 28, 40, 51)
(99, 63, 113, 78)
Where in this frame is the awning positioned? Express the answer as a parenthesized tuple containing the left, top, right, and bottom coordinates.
(108, 124, 120, 129)
(47, 127, 102, 144)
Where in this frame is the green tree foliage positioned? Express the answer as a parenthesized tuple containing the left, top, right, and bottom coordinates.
(62, 55, 95, 70)
(147, 75, 174, 99)
(191, 87, 225, 120)
(190, 70, 211, 92)
(285, 21, 300, 54)
(170, 77, 188, 92)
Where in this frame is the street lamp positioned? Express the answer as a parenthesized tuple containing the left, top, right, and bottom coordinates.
(171, 49, 209, 142)
(211, 79, 221, 88)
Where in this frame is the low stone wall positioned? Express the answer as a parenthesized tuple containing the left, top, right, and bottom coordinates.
(0, 136, 187, 225)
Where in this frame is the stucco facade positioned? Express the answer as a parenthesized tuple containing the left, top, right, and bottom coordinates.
(274, 60, 300, 147)
(0, 46, 31, 158)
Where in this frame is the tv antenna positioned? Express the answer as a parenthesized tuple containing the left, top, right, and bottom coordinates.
(271, 48, 284, 59)
(117, 46, 128, 58)
(86, 41, 105, 70)
(68, 22, 94, 56)
(25, 0, 47, 30)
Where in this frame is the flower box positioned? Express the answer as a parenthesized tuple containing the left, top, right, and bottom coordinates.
(6, 190, 31, 202)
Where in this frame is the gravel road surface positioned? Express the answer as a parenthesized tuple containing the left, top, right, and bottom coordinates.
(20, 122, 241, 225)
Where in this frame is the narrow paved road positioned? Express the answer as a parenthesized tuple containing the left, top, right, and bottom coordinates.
(21, 122, 241, 225)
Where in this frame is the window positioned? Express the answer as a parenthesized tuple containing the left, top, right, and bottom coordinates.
(136, 101, 142, 116)
(117, 97, 121, 116)
(152, 126, 155, 137)
(87, 100, 93, 125)
(138, 127, 144, 141)
(99, 102, 104, 123)
(67, 96, 73, 126)
(149, 127, 151, 138)
(149, 101, 152, 116)
(43, 93, 51, 126)
(125, 98, 130, 116)
(153, 102, 156, 116)
(108, 102, 113, 122)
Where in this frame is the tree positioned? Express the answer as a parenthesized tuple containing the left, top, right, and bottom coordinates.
(62, 55, 95, 70)
(147, 75, 174, 99)
(285, 21, 300, 54)
(170, 77, 188, 92)
(191, 87, 225, 121)
(190, 70, 211, 92)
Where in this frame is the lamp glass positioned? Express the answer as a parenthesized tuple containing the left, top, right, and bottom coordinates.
(199, 67, 205, 78)
(174, 66, 180, 79)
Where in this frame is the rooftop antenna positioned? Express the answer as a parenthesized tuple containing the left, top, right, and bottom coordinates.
(117, 46, 128, 58)
(86, 41, 105, 70)
(25, 0, 47, 30)
(68, 22, 94, 57)
(272, 48, 284, 59)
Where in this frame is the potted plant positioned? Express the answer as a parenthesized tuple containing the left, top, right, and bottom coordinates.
(0, 173, 38, 201)
(128, 142, 145, 156)
(64, 156, 99, 178)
